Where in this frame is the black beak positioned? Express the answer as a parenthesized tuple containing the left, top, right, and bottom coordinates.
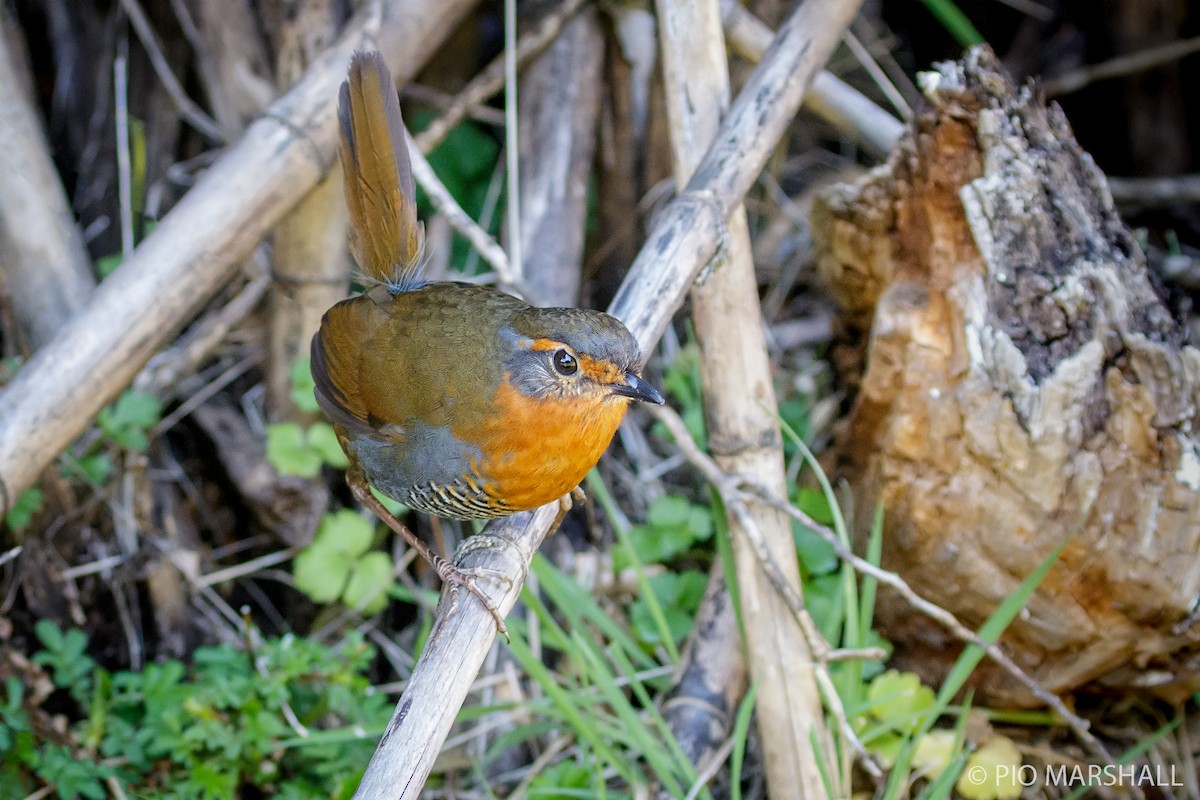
(612, 372, 665, 405)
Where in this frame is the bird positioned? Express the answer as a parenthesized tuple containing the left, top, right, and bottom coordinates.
(310, 51, 663, 632)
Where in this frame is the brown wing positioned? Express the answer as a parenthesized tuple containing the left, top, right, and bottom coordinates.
(311, 294, 396, 440)
(339, 51, 424, 285)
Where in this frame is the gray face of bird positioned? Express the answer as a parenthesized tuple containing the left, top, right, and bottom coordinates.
(497, 309, 638, 400)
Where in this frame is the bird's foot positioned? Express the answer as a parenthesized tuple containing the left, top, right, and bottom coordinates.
(548, 487, 586, 535)
(348, 474, 511, 636)
(430, 552, 511, 639)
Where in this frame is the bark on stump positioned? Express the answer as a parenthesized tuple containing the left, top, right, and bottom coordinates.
(812, 47, 1200, 706)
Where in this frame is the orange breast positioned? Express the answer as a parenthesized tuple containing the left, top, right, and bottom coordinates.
(459, 381, 630, 511)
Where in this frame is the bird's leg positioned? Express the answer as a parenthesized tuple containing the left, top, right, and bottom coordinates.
(549, 493, 573, 535)
(346, 473, 508, 636)
(547, 486, 588, 536)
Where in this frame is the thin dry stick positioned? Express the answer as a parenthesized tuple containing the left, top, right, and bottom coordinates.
(353, 0, 865, 795)
(412, 0, 589, 153)
(1107, 173, 1200, 206)
(116, 0, 226, 142)
(1044, 34, 1200, 96)
(135, 266, 271, 397)
(719, 0, 904, 156)
(503, 0, 523, 278)
(114, 42, 135, 258)
(404, 130, 521, 289)
(843, 28, 911, 118)
(650, 403, 1115, 764)
(0, 3, 95, 347)
(683, 733, 737, 800)
(196, 548, 296, 589)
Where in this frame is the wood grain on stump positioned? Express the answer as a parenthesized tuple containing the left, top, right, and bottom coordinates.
(813, 48, 1200, 706)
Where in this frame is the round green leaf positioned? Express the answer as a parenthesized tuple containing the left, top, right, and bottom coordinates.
(306, 423, 349, 469)
(293, 543, 353, 604)
(342, 552, 394, 615)
(957, 735, 1023, 800)
(266, 423, 321, 478)
(867, 669, 935, 733)
(315, 509, 375, 557)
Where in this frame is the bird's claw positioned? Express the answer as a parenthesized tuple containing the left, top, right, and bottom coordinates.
(432, 555, 510, 640)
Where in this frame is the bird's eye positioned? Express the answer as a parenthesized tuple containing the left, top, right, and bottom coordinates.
(552, 349, 578, 376)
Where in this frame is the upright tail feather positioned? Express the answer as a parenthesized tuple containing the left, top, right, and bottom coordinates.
(339, 51, 425, 289)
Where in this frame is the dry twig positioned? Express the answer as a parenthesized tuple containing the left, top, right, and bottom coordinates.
(719, 0, 904, 156)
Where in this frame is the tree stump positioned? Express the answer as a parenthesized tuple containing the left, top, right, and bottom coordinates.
(812, 47, 1200, 706)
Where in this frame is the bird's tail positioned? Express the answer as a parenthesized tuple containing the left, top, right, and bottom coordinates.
(338, 51, 425, 291)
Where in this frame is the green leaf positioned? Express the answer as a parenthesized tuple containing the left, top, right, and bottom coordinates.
(96, 390, 162, 452)
(75, 453, 113, 485)
(423, 119, 500, 216)
(794, 486, 835, 525)
(370, 486, 407, 516)
(341, 552, 394, 615)
(957, 735, 1022, 800)
(913, 729, 958, 780)
(307, 423, 349, 469)
(617, 495, 714, 569)
(316, 509, 375, 557)
(290, 357, 320, 414)
(918, 0, 985, 47)
(629, 571, 706, 646)
(294, 542, 354, 604)
(32, 744, 110, 799)
(5, 487, 43, 530)
(794, 524, 837, 577)
(867, 670, 935, 733)
(107, 391, 162, 430)
(266, 423, 322, 477)
(96, 254, 123, 278)
(295, 511, 377, 604)
(646, 495, 691, 528)
(33, 622, 95, 703)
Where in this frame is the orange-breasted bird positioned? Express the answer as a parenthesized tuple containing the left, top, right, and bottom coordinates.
(311, 51, 663, 630)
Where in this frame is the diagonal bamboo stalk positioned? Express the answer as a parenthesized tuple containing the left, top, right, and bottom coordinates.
(352, 0, 866, 795)
(0, 0, 478, 513)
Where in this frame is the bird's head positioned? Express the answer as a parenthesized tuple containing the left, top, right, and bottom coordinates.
(500, 307, 664, 407)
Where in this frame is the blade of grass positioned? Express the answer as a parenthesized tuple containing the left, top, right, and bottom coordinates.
(915, 691, 973, 800)
(572, 632, 694, 797)
(918, 0, 985, 46)
(1060, 716, 1181, 800)
(505, 625, 641, 788)
(729, 681, 759, 800)
(586, 471, 681, 663)
(530, 556, 657, 671)
(604, 639, 708, 798)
